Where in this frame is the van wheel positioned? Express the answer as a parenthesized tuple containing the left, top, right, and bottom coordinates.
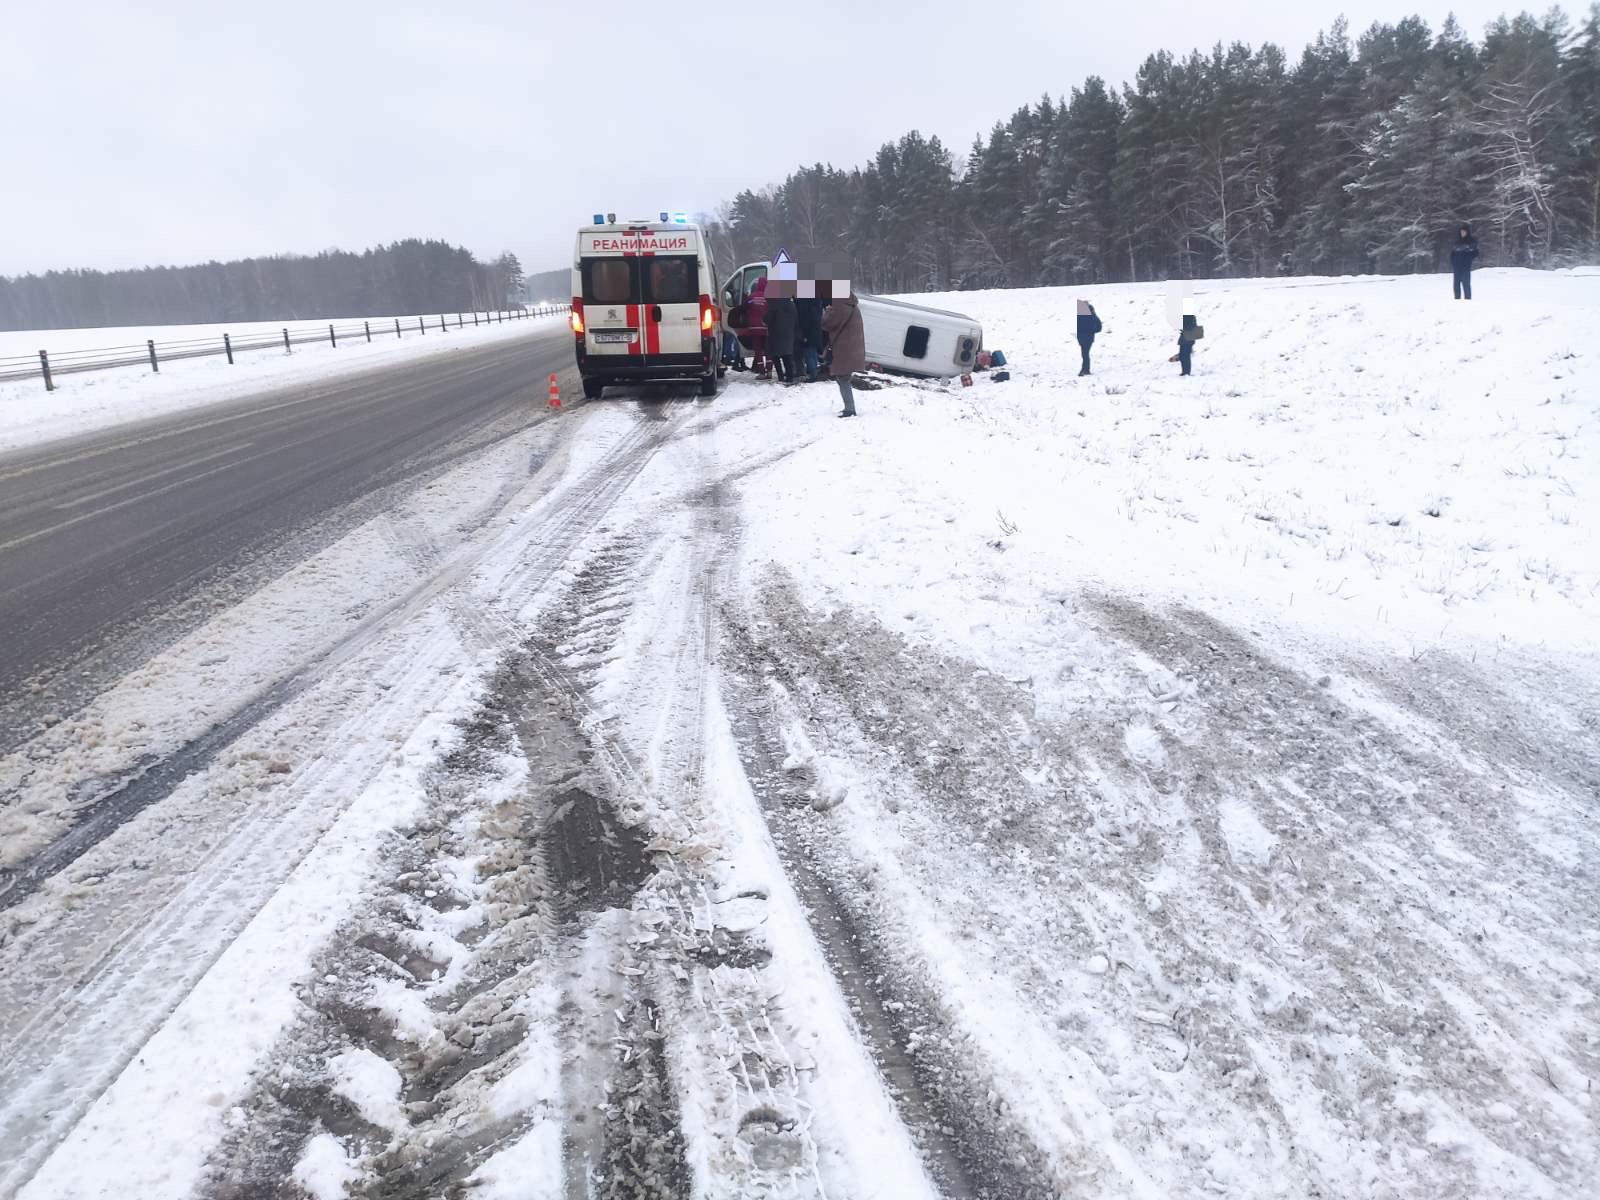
(698, 373, 718, 397)
(582, 377, 605, 400)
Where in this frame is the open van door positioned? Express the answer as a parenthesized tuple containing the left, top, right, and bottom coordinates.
(722, 261, 769, 358)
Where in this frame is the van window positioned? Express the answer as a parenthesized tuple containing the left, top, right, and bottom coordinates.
(644, 256, 698, 304)
(582, 258, 637, 304)
(903, 325, 931, 359)
(739, 264, 767, 303)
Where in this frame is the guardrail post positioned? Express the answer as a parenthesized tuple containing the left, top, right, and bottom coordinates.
(224, 333, 234, 364)
(395, 318, 402, 338)
(147, 339, 160, 373)
(440, 314, 446, 333)
(364, 320, 371, 343)
(283, 328, 291, 354)
(473, 312, 479, 326)
(39, 350, 53, 392)
(418, 316, 425, 335)
(329, 323, 337, 348)
(456, 313, 462, 329)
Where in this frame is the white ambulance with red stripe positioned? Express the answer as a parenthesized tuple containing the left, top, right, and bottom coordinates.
(570, 217, 723, 399)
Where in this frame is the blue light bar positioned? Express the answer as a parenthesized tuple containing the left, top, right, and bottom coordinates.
(672, 211, 688, 224)
(592, 212, 604, 224)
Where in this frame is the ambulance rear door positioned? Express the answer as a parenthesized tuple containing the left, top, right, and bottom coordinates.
(639, 249, 703, 357)
(578, 252, 640, 361)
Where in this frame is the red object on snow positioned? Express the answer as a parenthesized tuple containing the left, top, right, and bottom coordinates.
(960, 373, 973, 387)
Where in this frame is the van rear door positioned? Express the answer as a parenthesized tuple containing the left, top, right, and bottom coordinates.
(579, 255, 640, 360)
(640, 253, 702, 357)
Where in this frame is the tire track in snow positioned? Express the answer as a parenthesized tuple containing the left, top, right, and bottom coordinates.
(209, 407, 921, 1198)
(717, 650, 1034, 1200)
(203, 649, 670, 1199)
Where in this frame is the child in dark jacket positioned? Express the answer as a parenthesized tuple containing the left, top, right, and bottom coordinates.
(1075, 300, 1102, 376)
(1170, 314, 1198, 376)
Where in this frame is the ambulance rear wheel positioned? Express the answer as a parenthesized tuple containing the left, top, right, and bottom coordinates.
(582, 376, 605, 400)
(698, 373, 718, 397)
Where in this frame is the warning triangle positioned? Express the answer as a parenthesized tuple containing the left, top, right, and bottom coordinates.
(774, 248, 793, 265)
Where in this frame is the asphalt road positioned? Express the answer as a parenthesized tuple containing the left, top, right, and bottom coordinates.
(0, 325, 574, 751)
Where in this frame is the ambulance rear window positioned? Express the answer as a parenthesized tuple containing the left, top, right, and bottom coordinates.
(644, 257, 698, 304)
(582, 259, 637, 304)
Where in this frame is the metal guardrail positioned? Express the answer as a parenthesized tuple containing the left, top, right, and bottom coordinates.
(0, 305, 571, 391)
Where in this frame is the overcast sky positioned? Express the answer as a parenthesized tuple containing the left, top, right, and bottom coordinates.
(2, 0, 1531, 278)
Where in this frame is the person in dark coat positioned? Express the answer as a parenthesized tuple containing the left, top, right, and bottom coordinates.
(1450, 224, 1479, 300)
(1174, 314, 1197, 376)
(820, 291, 865, 417)
(764, 295, 798, 383)
(795, 296, 825, 381)
(1075, 300, 1102, 376)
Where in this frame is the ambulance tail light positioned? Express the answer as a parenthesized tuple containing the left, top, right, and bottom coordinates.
(570, 300, 585, 335)
(699, 295, 718, 334)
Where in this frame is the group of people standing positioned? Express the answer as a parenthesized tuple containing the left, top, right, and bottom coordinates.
(1068, 222, 1483, 381)
(1074, 300, 1198, 378)
(759, 293, 826, 385)
(724, 287, 867, 418)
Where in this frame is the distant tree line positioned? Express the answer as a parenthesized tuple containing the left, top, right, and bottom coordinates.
(707, 7, 1600, 291)
(0, 240, 529, 332)
(525, 267, 569, 302)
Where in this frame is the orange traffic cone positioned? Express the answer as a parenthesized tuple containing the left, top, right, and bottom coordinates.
(547, 373, 561, 408)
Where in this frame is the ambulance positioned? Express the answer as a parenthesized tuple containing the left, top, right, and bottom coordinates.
(570, 214, 723, 398)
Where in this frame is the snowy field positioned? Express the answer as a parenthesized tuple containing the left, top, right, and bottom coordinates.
(1, 267, 1595, 1199)
(0, 311, 565, 452)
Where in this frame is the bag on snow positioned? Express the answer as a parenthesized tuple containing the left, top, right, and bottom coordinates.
(989, 349, 1007, 367)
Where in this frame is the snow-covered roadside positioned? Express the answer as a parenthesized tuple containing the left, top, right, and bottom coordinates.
(843, 267, 1597, 662)
(0, 311, 564, 453)
(0, 397, 696, 1197)
(704, 267, 1599, 1197)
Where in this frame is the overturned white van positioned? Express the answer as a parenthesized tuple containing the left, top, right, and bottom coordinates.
(857, 293, 984, 377)
(571, 220, 723, 398)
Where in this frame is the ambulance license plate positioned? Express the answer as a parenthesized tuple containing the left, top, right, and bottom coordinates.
(593, 330, 635, 344)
